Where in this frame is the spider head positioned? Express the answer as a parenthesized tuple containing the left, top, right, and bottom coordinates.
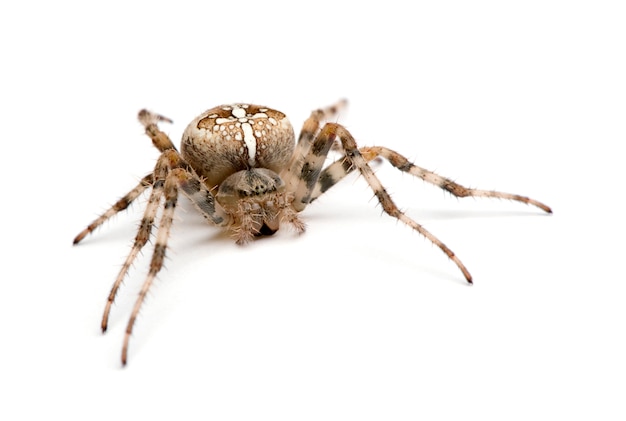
(216, 168, 290, 243)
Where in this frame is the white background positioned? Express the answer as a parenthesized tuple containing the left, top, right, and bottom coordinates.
(1, 1, 624, 420)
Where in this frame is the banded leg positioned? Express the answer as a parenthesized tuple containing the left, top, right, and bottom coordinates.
(310, 146, 552, 213)
(138, 109, 178, 152)
(281, 100, 348, 208)
(73, 174, 154, 244)
(121, 168, 180, 366)
(74, 109, 177, 245)
(101, 152, 230, 333)
(118, 165, 230, 365)
(177, 173, 230, 227)
(100, 155, 173, 332)
(318, 123, 474, 283)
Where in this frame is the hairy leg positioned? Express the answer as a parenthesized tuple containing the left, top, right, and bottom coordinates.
(281, 100, 347, 210)
(73, 174, 154, 244)
(74, 109, 179, 245)
(100, 153, 173, 332)
(309, 146, 552, 213)
(315, 123, 474, 283)
(121, 168, 179, 365)
(137, 109, 177, 152)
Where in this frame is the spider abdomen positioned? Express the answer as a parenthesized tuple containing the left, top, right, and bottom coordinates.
(181, 104, 295, 188)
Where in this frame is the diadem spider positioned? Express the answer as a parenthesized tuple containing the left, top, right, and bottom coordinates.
(74, 100, 551, 365)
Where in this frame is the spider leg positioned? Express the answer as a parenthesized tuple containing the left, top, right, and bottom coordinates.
(176, 173, 230, 226)
(100, 153, 173, 332)
(309, 146, 552, 213)
(73, 174, 154, 244)
(316, 123, 474, 283)
(137, 109, 178, 152)
(101, 150, 230, 334)
(120, 164, 232, 365)
(74, 109, 179, 245)
(121, 167, 180, 366)
(281, 100, 347, 209)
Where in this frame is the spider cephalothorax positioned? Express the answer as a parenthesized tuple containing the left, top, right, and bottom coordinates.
(216, 167, 303, 243)
(74, 100, 551, 365)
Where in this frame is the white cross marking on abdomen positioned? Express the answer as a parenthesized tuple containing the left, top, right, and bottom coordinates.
(241, 122, 256, 167)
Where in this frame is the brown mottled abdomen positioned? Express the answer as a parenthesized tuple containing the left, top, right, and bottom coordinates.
(181, 104, 295, 188)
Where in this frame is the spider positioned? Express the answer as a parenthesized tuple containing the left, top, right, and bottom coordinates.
(74, 100, 551, 365)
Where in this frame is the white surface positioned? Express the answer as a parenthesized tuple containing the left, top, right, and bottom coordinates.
(1, 1, 624, 420)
